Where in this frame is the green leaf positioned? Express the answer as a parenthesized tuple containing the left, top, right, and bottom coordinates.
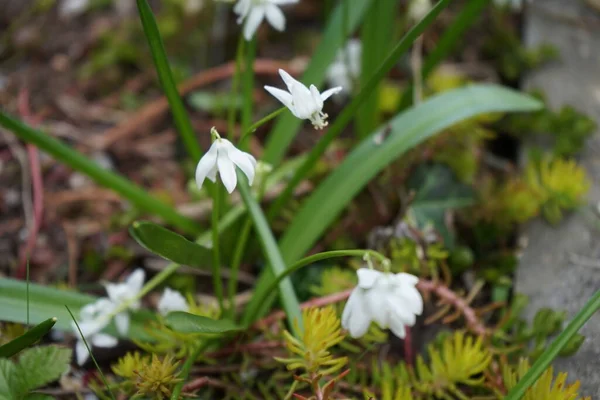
(0, 113, 201, 235)
(135, 0, 201, 161)
(0, 318, 57, 358)
(558, 333, 585, 357)
(505, 290, 600, 399)
(165, 312, 242, 334)
(237, 175, 301, 335)
(0, 279, 153, 341)
(25, 394, 54, 400)
(249, 85, 543, 320)
(0, 359, 18, 400)
(16, 346, 71, 393)
(262, 0, 374, 165)
(130, 221, 212, 268)
(406, 164, 474, 248)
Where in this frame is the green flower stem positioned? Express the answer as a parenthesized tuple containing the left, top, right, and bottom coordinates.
(239, 107, 287, 146)
(246, 249, 387, 324)
(504, 289, 600, 400)
(170, 340, 212, 400)
(136, 0, 202, 161)
(241, 37, 257, 145)
(236, 174, 302, 336)
(227, 219, 251, 318)
(211, 184, 224, 312)
(0, 113, 201, 234)
(66, 306, 116, 400)
(228, 36, 245, 137)
(267, 0, 451, 220)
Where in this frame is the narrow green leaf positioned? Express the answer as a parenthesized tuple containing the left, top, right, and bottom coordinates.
(399, 0, 489, 109)
(356, 0, 399, 138)
(136, 0, 201, 161)
(0, 317, 57, 358)
(130, 221, 212, 268)
(0, 279, 153, 341)
(262, 0, 375, 165)
(249, 85, 543, 319)
(0, 113, 201, 235)
(505, 290, 600, 399)
(237, 174, 301, 335)
(280, 86, 542, 263)
(165, 312, 242, 334)
(16, 346, 71, 393)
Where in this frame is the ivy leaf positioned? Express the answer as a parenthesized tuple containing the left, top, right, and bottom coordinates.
(165, 312, 243, 335)
(15, 346, 72, 393)
(0, 359, 18, 400)
(406, 164, 474, 248)
(130, 221, 212, 268)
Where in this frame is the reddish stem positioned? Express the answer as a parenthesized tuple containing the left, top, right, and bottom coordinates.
(404, 326, 413, 367)
(16, 89, 44, 279)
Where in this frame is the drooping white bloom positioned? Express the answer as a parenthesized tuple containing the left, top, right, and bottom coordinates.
(264, 69, 343, 130)
(103, 268, 145, 336)
(407, 0, 432, 23)
(341, 268, 423, 339)
(72, 298, 118, 366)
(233, 0, 299, 41)
(195, 129, 257, 194)
(326, 39, 362, 94)
(158, 288, 190, 316)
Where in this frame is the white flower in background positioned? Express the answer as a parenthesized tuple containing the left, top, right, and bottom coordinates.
(264, 69, 343, 130)
(326, 39, 362, 94)
(493, 0, 523, 11)
(341, 268, 423, 339)
(233, 0, 299, 40)
(195, 128, 257, 193)
(158, 288, 190, 316)
(59, 0, 90, 18)
(408, 0, 432, 23)
(72, 298, 118, 366)
(103, 268, 145, 336)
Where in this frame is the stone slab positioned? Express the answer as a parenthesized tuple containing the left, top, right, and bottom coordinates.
(517, 0, 600, 396)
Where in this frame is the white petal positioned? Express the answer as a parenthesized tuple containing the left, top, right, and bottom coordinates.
(217, 150, 237, 193)
(309, 85, 324, 110)
(207, 164, 218, 182)
(91, 333, 118, 348)
(278, 69, 303, 92)
(341, 289, 371, 338)
(271, 0, 299, 4)
(125, 268, 145, 293)
(158, 288, 189, 315)
(227, 147, 256, 185)
(243, 7, 265, 40)
(115, 312, 130, 336)
(388, 315, 407, 339)
(264, 4, 285, 31)
(387, 295, 417, 326)
(393, 272, 419, 287)
(320, 86, 343, 102)
(364, 290, 389, 328)
(289, 82, 317, 119)
(356, 268, 382, 289)
(264, 86, 294, 110)
(104, 283, 121, 303)
(394, 286, 424, 316)
(75, 340, 89, 366)
(195, 141, 219, 189)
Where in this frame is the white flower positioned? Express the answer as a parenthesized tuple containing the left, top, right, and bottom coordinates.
(103, 268, 145, 336)
(72, 298, 118, 366)
(158, 288, 190, 316)
(59, 0, 90, 18)
(341, 268, 423, 339)
(233, 0, 298, 41)
(408, 0, 432, 23)
(195, 129, 257, 193)
(326, 39, 362, 93)
(264, 69, 343, 130)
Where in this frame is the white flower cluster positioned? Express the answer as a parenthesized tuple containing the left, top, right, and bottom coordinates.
(342, 268, 423, 339)
(72, 269, 188, 365)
